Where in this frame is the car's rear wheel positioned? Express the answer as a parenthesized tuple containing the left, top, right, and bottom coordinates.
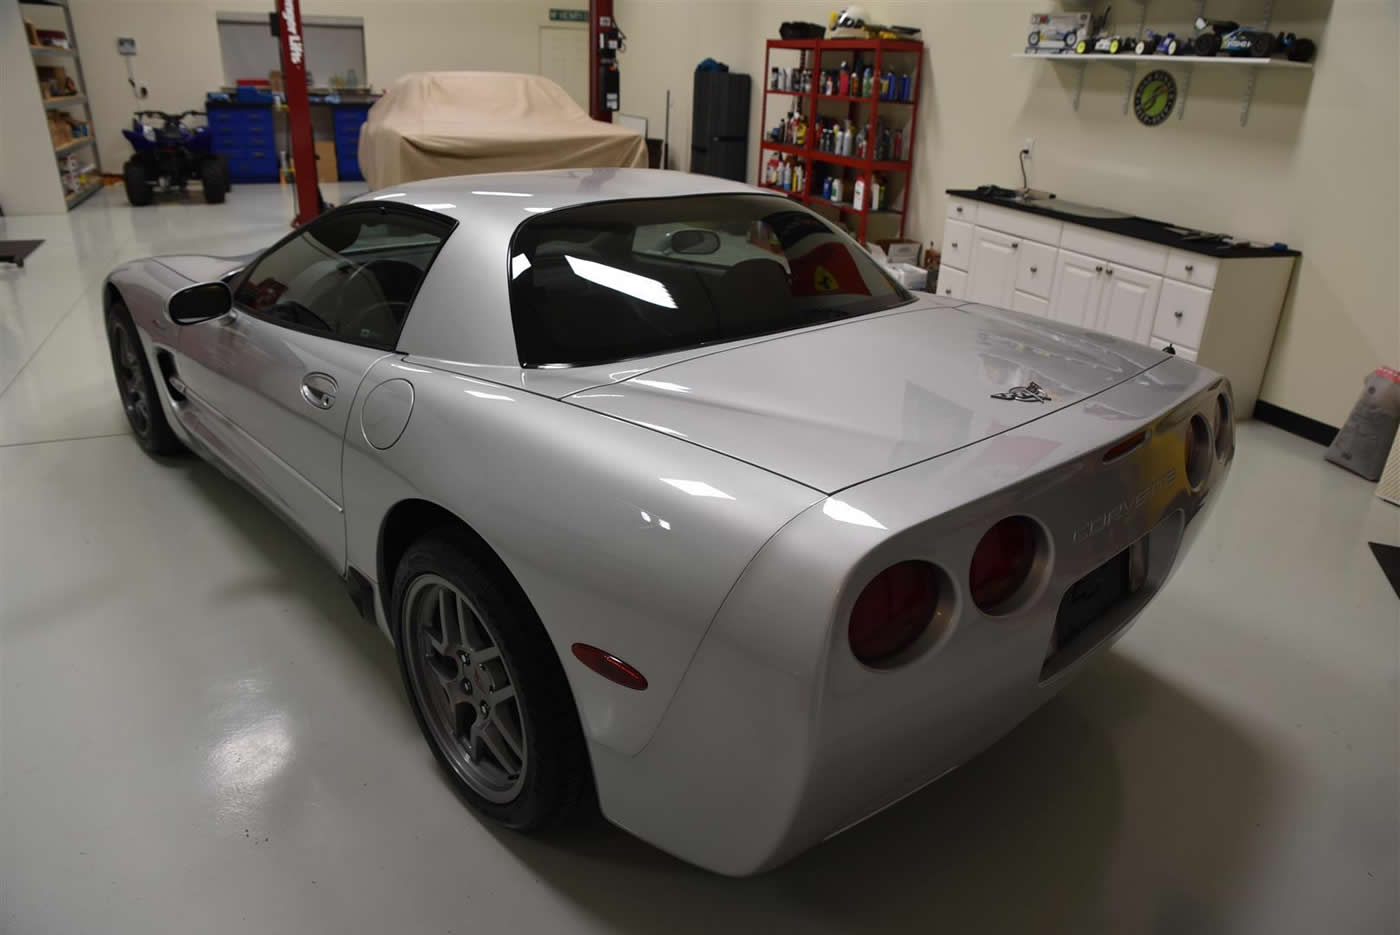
(105, 300, 183, 455)
(393, 534, 589, 829)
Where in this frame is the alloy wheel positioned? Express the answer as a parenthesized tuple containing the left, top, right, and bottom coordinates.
(403, 574, 528, 802)
(111, 322, 151, 438)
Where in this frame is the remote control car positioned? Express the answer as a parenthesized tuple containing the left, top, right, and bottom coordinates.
(1027, 11, 1090, 52)
(1193, 17, 1274, 58)
(121, 109, 230, 207)
(1134, 30, 1183, 55)
(1275, 31, 1318, 62)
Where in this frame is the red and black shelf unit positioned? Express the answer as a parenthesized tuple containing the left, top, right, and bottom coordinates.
(757, 36, 925, 245)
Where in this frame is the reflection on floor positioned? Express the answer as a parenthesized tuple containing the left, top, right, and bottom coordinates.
(1, 185, 1397, 934)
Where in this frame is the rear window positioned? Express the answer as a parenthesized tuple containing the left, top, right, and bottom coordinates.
(507, 194, 912, 366)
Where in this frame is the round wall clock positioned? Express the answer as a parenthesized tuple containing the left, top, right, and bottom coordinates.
(1134, 70, 1177, 126)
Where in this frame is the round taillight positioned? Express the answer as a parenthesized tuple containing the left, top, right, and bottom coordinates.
(1213, 394, 1232, 458)
(849, 561, 939, 665)
(969, 516, 1038, 613)
(1185, 413, 1211, 489)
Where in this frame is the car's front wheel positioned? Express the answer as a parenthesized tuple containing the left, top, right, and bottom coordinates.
(392, 534, 590, 829)
(105, 300, 184, 455)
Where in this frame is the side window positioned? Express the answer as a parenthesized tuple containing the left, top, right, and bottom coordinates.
(233, 207, 452, 349)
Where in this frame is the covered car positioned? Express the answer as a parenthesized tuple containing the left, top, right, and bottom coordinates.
(358, 71, 647, 188)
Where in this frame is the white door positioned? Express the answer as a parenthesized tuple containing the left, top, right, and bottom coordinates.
(539, 26, 588, 110)
(967, 229, 1018, 307)
(1095, 264, 1163, 343)
(1048, 249, 1104, 327)
(1012, 290, 1049, 318)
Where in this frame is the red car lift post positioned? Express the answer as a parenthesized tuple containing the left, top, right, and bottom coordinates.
(277, 0, 321, 225)
(588, 0, 618, 122)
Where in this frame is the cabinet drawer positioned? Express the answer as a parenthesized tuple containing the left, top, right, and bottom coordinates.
(1014, 239, 1057, 299)
(1061, 224, 1168, 275)
(941, 219, 972, 271)
(974, 203, 1063, 247)
(937, 266, 967, 299)
(1154, 278, 1211, 348)
(1153, 338, 1197, 362)
(946, 196, 977, 223)
(1165, 249, 1219, 290)
(1012, 290, 1049, 318)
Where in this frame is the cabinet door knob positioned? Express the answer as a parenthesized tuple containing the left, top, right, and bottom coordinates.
(944, 288, 952, 295)
(1174, 310, 1184, 319)
(1011, 242, 1020, 250)
(951, 241, 958, 248)
(956, 206, 963, 213)
(1185, 264, 1195, 272)
(1095, 265, 1104, 273)
(1030, 265, 1038, 273)
(1106, 268, 1115, 275)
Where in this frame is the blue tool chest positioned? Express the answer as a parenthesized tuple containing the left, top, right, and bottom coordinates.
(208, 104, 279, 183)
(332, 105, 370, 181)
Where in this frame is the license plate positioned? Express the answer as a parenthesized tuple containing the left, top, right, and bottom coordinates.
(1053, 539, 1147, 652)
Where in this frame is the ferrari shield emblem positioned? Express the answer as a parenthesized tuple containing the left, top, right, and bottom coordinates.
(813, 266, 839, 292)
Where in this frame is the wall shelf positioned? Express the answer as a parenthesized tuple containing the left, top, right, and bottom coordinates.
(30, 43, 75, 56)
(42, 93, 85, 108)
(1017, 0, 1319, 126)
(53, 136, 93, 155)
(1013, 52, 1310, 69)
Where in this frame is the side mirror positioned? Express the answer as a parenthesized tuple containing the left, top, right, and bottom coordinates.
(168, 281, 232, 324)
(669, 229, 722, 256)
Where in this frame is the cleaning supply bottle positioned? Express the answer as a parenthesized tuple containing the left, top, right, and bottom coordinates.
(838, 61, 850, 96)
(862, 67, 874, 97)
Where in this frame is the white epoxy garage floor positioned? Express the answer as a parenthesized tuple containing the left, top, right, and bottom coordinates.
(1, 185, 1397, 934)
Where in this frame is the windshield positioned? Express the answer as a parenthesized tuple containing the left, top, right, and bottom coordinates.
(507, 194, 913, 366)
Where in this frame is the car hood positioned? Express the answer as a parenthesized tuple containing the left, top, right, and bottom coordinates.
(566, 300, 1169, 493)
(151, 254, 250, 283)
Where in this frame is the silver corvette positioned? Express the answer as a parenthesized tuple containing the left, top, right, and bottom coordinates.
(103, 168, 1232, 875)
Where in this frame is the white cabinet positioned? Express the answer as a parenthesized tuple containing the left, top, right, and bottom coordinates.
(1094, 264, 1161, 344)
(941, 220, 973, 272)
(1012, 290, 1049, 318)
(1014, 239, 1057, 299)
(937, 266, 967, 299)
(1048, 249, 1103, 327)
(937, 192, 1296, 415)
(967, 229, 1019, 307)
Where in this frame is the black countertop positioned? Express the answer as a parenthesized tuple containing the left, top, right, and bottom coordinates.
(947, 188, 1300, 259)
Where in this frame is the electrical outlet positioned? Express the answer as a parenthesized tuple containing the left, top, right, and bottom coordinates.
(136, 80, 149, 99)
(1021, 137, 1034, 160)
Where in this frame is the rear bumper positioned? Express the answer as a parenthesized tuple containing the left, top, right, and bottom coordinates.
(591, 358, 1232, 875)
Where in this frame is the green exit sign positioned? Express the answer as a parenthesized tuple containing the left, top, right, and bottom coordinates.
(549, 8, 587, 22)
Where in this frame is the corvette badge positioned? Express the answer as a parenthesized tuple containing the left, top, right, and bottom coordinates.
(991, 381, 1051, 403)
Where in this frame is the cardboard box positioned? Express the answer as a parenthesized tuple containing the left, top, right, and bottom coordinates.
(876, 238, 921, 265)
(314, 140, 339, 183)
(24, 19, 38, 46)
(267, 70, 283, 94)
(48, 113, 73, 147)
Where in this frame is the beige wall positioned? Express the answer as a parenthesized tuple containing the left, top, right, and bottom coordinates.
(55, 0, 1400, 426)
(618, 0, 1400, 427)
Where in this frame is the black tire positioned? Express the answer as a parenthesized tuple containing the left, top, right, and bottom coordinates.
(1248, 32, 1275, 57)
(105, 299, 184, 455)
(1063, 29, 1077, 48)
(1195, 32, 1221, 56)
(1288, 38, 1316, 62)
(123, 158, 153, 206)
(200, 159, 226, 204)
(218, 154, 232, 192)
(392, 533, 590, 830)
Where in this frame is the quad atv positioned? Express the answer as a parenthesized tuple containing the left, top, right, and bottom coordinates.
(121, 110, 230, 207)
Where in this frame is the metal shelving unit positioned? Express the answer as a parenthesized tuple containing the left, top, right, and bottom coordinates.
(757, 36, 925, 245)
(21, 0, 102, 210)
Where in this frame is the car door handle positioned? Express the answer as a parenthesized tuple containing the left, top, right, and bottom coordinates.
(300, 372, 337, 410)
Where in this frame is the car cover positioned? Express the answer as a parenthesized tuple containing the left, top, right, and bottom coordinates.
(358, 71, 647, 189)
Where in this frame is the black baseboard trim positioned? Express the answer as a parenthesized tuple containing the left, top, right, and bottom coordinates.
(1253, 400, 1339, 446)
